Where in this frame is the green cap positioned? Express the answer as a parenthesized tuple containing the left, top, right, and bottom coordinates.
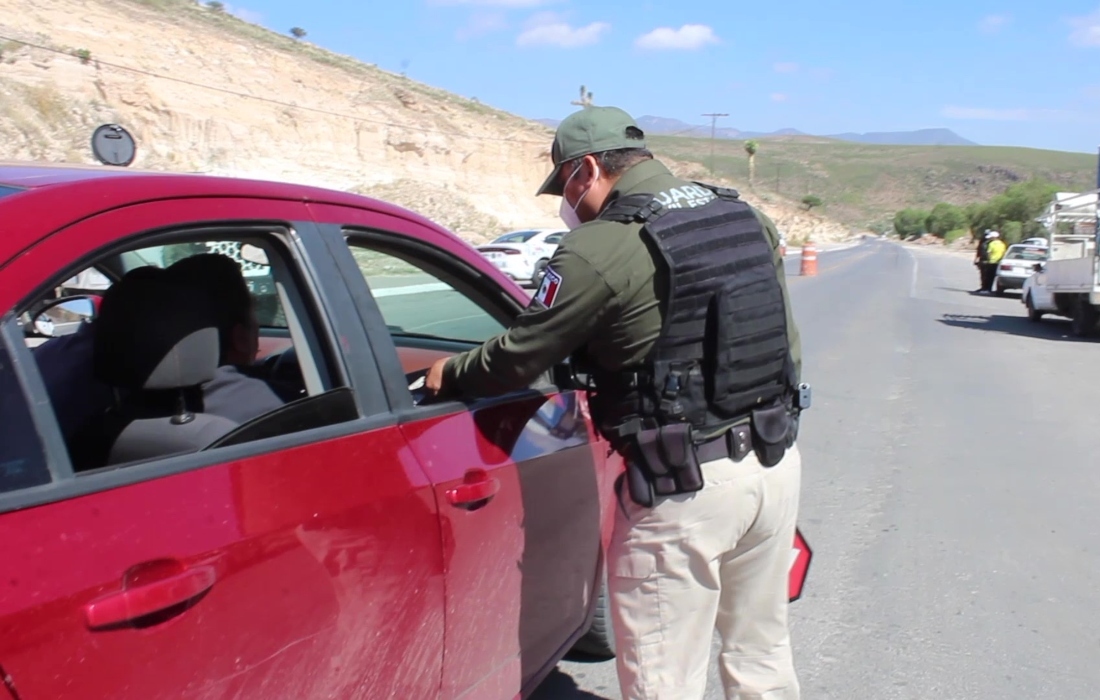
(536, 106, 646, 197)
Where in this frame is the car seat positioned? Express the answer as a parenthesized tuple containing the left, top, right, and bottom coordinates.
(71, 267, 239, 471)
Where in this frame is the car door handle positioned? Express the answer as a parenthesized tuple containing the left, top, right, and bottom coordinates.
(446, 470, 500, 511)
(84, 565, 217, 629)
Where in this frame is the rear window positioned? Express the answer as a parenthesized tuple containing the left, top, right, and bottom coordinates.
(0, 185, 24, 199)
(1006, 246, 1047, 261)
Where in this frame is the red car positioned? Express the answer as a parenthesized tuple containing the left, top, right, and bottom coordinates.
(0, 163, 809, 700)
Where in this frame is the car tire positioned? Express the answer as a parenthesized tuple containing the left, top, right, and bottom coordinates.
(571, 573, 616, 660)
(1025, 294, 1043, 322)
(1070, 297, 1098, 338)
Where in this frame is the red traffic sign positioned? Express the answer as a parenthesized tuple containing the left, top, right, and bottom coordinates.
(788, 527, 812, 603)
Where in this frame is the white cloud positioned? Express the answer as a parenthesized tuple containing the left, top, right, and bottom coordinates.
(773, 62, 799, 73)
(978, 14, 1011, 33)
(635, 24, 719, 50)
(1068, 7, 1100, 47)
(941, 105, 1080, 122)
(456, 12, 508, 40)
(771, 92, 789, 102)
(516, 12, 610, 48)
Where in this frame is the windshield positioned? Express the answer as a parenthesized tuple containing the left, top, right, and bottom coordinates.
(1006, 246, 1047, 261)
(0, 185, 25, 199)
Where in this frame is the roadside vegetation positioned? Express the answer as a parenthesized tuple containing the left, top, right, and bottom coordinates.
(648, 134, 1095, 231)
(890, 178, 1059, 245)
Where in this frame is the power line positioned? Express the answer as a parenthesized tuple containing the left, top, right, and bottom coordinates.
(0, 34, 548, 146)
(701, 112, 728, 174)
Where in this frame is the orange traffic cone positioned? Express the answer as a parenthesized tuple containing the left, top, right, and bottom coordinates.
(800, 241, 817, 276)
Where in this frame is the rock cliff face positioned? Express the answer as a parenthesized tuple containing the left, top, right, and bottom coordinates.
(0, 0, 851, 243)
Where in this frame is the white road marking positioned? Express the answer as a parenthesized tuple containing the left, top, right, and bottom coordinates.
(372, 282, 450, 297)
(785, 242, 862, 257)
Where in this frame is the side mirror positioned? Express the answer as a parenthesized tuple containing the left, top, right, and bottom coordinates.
(30, 296, 97, 338)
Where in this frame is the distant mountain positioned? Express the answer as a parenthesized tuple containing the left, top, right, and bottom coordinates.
(636, 115, 743, 139)
(534, 115, 976, 147)
(826, 128, 977, 146)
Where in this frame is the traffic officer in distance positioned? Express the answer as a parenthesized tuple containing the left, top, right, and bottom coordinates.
(425, 105, 808, 700)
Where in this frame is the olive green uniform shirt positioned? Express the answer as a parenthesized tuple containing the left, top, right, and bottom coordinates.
(442, 159, 801, 397)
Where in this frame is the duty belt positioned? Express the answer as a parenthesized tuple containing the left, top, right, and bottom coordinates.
(695, 424, 754, 464)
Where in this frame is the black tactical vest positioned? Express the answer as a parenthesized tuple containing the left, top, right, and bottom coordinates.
(588, 184, 796, 439)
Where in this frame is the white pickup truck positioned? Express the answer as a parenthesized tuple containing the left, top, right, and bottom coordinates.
(1022, 190, 1100, 336)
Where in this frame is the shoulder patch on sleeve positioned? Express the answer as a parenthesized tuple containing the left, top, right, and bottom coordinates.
(533, 265, 563, 308)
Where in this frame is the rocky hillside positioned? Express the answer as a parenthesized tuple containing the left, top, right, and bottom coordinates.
(0, 0, 850, 244)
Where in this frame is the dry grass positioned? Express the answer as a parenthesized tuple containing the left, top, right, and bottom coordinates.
(25, 83, 68, 124)
(651, 134, 1098, 230)
(112, 0, 542, 132)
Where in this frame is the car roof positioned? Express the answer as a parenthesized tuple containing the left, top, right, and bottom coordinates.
(0, 161, 460, 265)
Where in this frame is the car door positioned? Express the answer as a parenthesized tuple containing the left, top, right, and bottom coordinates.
(0, 197, 445, 700)
(307, 203, 618, 699)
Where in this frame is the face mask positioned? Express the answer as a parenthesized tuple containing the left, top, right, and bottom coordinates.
(558, 161, 599, 230)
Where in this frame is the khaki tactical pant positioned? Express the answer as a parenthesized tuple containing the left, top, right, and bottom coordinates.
(608, 443, 802, 700)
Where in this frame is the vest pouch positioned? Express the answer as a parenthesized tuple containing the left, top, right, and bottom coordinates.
(750, 402, 792, 468)
(629, 423, 704, 499)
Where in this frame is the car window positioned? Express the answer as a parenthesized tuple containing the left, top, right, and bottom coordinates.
(124, 241, 287, 328)
(0, 185, 23, 199)
(1006, 246, 1047, 261)
(347, 245, 507, 344)
(0, 328, 51, 494)
(493, 230, 539, 244)
(544, 234, 563, 245)
(11, 226, 360, 481)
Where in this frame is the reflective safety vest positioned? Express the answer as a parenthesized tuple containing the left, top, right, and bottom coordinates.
(987, 239, 1007, 263)
(587, 184, 798, 443)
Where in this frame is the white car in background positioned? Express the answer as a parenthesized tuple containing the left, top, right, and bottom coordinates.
(994, 242, 1048, 295)
(476, 228, 567, 286)
(1021, 262, 1058, 321)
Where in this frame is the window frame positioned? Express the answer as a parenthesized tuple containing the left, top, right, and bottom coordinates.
(0, 216, 394, 516)
(0, 317, 61, 488)
(323, 223, 564, 422)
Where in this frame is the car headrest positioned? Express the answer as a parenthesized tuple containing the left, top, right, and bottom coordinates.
(93, 267, 221, 391)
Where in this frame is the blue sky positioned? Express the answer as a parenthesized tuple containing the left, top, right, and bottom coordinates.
(224, 0, 1100, 153)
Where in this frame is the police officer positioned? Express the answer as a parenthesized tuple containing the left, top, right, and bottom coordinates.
(975, 229, 1007, 294)
(426, 106, 806, 700)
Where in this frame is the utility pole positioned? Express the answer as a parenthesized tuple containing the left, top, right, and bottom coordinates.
(701, 112, 728, 174)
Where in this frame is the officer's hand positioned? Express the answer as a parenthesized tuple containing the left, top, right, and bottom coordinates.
(426, 357, 449, 395)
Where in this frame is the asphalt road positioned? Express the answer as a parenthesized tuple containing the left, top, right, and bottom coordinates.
(532, 239, 1100, 699)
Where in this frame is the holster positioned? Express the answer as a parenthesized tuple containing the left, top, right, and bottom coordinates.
(624, 422, 704, 507)
(749, 403, 796, 468)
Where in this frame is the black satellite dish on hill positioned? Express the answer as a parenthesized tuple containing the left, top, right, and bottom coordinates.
(91, 124, 136, 167)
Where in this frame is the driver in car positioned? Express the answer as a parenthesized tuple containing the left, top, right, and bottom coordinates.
(33, 253, 284, 455)
(165, 253, 284, 424)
